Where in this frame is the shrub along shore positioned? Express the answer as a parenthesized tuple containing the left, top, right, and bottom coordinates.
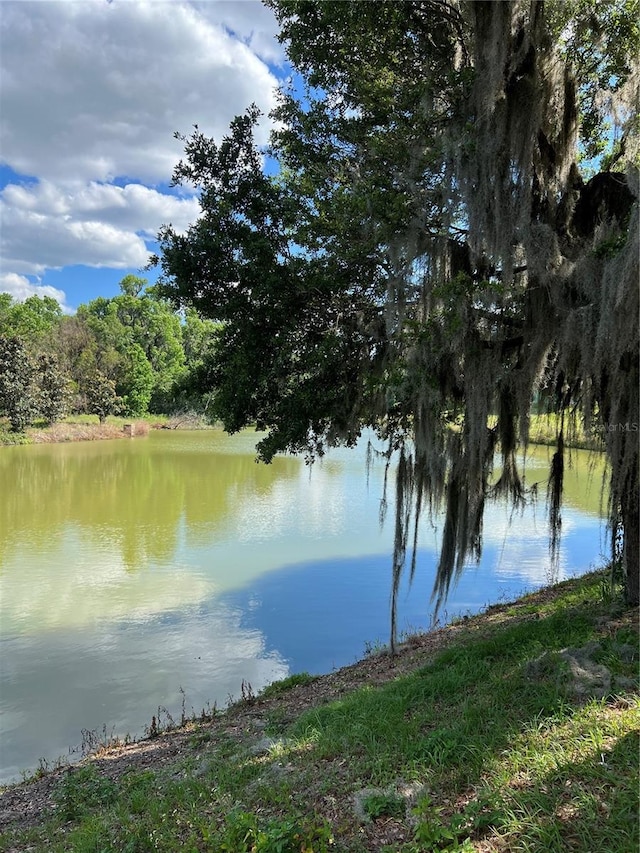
(0, 569, 637, 852)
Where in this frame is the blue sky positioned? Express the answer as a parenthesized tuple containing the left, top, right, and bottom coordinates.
(0, 0, 288, 312)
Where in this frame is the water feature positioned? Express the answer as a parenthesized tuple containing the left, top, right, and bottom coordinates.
(0, 429, 608, 783)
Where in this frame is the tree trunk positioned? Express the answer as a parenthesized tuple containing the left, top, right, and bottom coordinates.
(622, 462, 639, 607)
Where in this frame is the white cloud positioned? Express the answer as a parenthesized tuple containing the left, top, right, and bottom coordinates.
(195, 0, 286, 65)
(0, 1, 280, 184)
(1, 179, 201, 275)
(0, 272, 73, 312)
(0, 1, 283, 296)
(1, 194, 150, 275)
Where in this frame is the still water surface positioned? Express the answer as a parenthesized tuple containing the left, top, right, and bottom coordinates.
(0, 429, 607, 782)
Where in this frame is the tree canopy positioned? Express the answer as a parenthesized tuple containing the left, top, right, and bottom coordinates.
(0, 278, 220, 429)
(154, 0, 639, 630)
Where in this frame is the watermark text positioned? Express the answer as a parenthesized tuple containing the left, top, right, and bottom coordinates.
(590, 422, 639, 434)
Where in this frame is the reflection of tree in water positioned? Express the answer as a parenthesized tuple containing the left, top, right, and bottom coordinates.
(0, 436, 604, 572)
(518, 446, 608, 521)
(181, 448, 298, 533)
(0, 435, 300, 570)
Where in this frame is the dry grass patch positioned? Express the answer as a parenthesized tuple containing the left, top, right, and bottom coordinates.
(28, 420, 150, 443)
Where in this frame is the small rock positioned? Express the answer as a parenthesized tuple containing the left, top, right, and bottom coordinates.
(526, 643, 617, 700)
(353, 787, 384, 824)
(559, 644, 611, 700)
(612, 676, 638, 692)
(192, 759, 214, 778)
(249, 736, 285, 756)
(612, 643, 637, 664)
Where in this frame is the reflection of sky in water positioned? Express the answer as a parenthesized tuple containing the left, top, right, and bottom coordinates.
(0, 431, 608, 783)
(0, 600, 288, 784)
(221, 510, 604, 677)
(0, 530, 213, 632)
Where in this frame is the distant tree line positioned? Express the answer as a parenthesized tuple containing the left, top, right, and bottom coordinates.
(0, 275, 220, 430)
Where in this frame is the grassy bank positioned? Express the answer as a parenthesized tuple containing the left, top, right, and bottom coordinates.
(527, 413, 604, 451)
(0, 415, 167, 446)
(1, 570, 637, 852)
(0, 412, 603, 450)
(0, 413, 215, 445)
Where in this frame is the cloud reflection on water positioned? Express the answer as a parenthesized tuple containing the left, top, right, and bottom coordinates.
(0, 430, 607, 783)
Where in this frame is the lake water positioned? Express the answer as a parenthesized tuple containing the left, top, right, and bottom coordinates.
(0, 429, 608, 783)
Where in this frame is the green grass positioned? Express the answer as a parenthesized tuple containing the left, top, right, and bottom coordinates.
(1, 571, 637, 852)
(480, 412, 604, 451)
(0, 419, 32, 444)
(258, 672, 318, 699)
(527, 412, 603, 450)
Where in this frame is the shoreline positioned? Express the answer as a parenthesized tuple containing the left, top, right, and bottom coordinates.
(0, 417, 177, 446)
(0, 416, 605, 452)
(1, 569, 637, 851)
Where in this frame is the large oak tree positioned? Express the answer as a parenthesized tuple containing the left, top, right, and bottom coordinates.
(154, 0, 639, 633)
